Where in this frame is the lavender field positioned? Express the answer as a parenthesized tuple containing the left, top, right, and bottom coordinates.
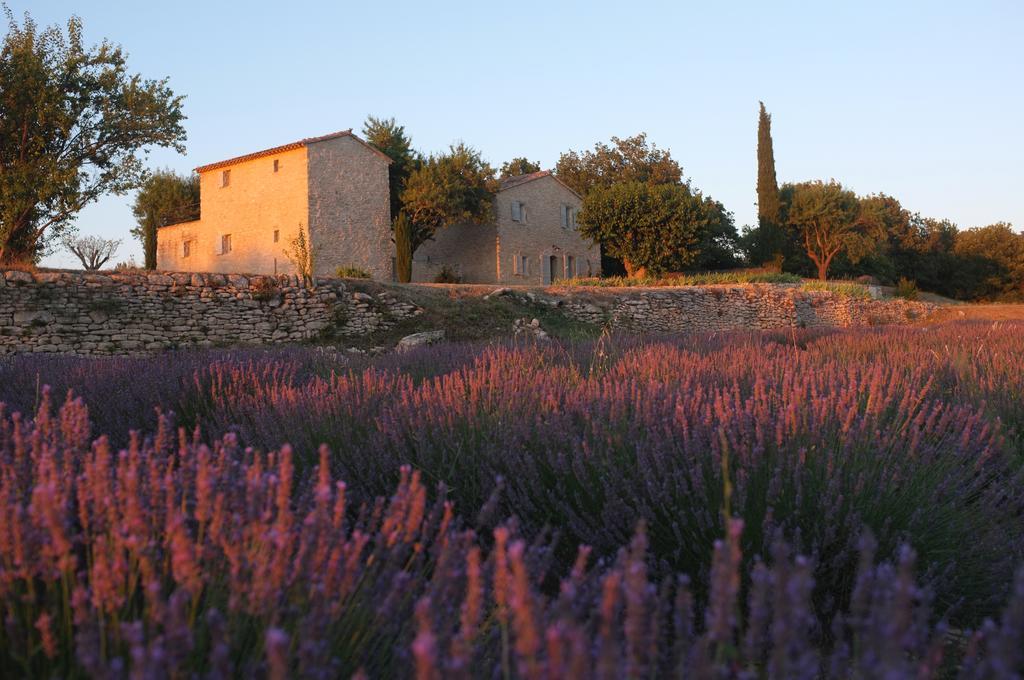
(1, 321, 1023, 678)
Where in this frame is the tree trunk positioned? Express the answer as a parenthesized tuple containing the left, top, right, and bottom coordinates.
(818, 260, 829, 281)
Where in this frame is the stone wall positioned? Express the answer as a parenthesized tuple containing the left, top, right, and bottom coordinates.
(0, 270, 420, 356)
(0, 271, 935, 356)
(551, 284, 934, 332)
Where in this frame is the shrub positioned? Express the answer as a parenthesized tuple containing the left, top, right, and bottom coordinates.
(566, 271, 802, 287)
(799, 280, 873, 299)
(433, 264, 462, 283)
(895, 276, 920, 300)
(250, 277, 280, 302)
(1, 394, 1023, 677)
(335, 265, 371, 279)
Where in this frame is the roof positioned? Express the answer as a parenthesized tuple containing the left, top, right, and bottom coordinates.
(193, 129, 392, 173)
(498, 170, 582, 198)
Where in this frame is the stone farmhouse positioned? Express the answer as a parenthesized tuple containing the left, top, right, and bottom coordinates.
(412, 171, 600, 285)
(156, 130, 393, 279)
(156, 130, 600, 284)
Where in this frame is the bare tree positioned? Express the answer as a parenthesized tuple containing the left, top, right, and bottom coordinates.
(64, 235, 122, 271)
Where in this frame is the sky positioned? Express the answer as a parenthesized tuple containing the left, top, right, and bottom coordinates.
(17, 0, 1024, 268)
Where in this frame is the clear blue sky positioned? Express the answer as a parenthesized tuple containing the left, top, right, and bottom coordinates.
(18, 0, 1024, 268)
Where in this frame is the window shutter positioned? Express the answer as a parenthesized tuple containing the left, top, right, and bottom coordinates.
(541, 254, 551, 284)
(524, 256, 530, 276)
(511, 201, 521, 222)
(513, 253, 521, 275)
(560, 206, 568, 228)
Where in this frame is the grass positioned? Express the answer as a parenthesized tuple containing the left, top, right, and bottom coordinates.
(798, 280, 874, 299)
(332, 281, 601, 348)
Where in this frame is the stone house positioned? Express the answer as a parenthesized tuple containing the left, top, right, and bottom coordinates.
(156, 130, 393, 279)
(412, 171, 600, 284)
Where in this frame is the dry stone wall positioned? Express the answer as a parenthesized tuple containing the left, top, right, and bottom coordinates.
(552, 284, 934, 332)
(0, 270, 420, 356)
(0, 271, 934, 356)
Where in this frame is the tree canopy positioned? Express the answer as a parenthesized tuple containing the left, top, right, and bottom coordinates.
(0, 9, 186, 264)
(400, 143, 498, 251)
(131, 170, 199, 269)
(555, 133, 683, 196)
(362, 116, 418, 222)
(781, 180, 885, 280)
(953, 223, 1024, 300)
(577, 182, 730, 277)
(499, 157, 541, 179)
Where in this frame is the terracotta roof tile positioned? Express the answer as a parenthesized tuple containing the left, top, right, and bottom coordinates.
(193, 129, 391, 173)
(498, 170, 581, 198)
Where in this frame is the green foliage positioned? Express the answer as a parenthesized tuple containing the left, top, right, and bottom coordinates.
(498, 157, 541, 178)
(577, 181, 732, 277)
(335, 265, 371, 279)
(894, 277, 919, 300)
(432, 264, 461, 283)
(782, 180, 885, 281)
(131, 169, 199, 269)
(400, 143, 497, 252)
(756, 102, 781, 229)
(0, 9, 186, 264)
(554, 133, 683, 196)
(799, 280, 873, 299)
(953, 222, 1024, 301)
(362, 116, 418, 221)
(393, 212, 413, 283)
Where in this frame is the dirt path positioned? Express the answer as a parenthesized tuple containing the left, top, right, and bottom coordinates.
(926, 304, 1024, 322)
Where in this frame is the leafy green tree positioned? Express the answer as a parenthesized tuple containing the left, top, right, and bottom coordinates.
(954, 223, 1024, 300)
(555, 133, 683, 196)
(782, 180, 884, 280)
(577, 182, 726, 277)
(131, 170, 199, 268)
(499, 157, 541, 179)
(692, 199, 741, 271)
(0, 10, 186, 264)
(400, 143, 498, 252)
(362, 116, 418, 221)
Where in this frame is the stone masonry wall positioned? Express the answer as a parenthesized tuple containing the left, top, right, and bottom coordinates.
(0, 270, 420, 356)
(551, 284, 934, 332)
(0, 271, 934, 357)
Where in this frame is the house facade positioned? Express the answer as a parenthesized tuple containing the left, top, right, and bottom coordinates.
(156, 130, 393, 279)
(412, 171, 600, 284)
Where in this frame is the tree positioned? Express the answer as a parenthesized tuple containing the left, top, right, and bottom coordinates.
(63, 234, 120, 270)
(577, 182, 721, 277)
(743, 102, 789, 266)
(756, 102, 781, 228)
(554, 133, 683, 196)
(362, 116, 418, 222)
(954, 223, 1024, 300)
(394, 212, 413, 283)
(284, 226, 317, 287)
(131, 170, 199, 269)
(400, 143, 498, 252)
(692, 199, 741, 271)
(499, 157, 541, 179)
(0, 10, 186, 264)
(782, 180, 884, 281)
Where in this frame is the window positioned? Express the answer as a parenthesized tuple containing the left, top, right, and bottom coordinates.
(511, 200, 527, 223)
(221, 169, 231, 187)
(513, 253, 530, 276)
(182, 240, 192, 258)
(561, 205, 576, 229)
(273, 159, 280, 172)
(566, 255, 575, 278)
(221, 234, 232, 254)
(273, 229, 280, 243)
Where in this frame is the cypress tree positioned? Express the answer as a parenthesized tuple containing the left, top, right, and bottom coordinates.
(756, 101, 781, 228)
(394, 212, 413, 283)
